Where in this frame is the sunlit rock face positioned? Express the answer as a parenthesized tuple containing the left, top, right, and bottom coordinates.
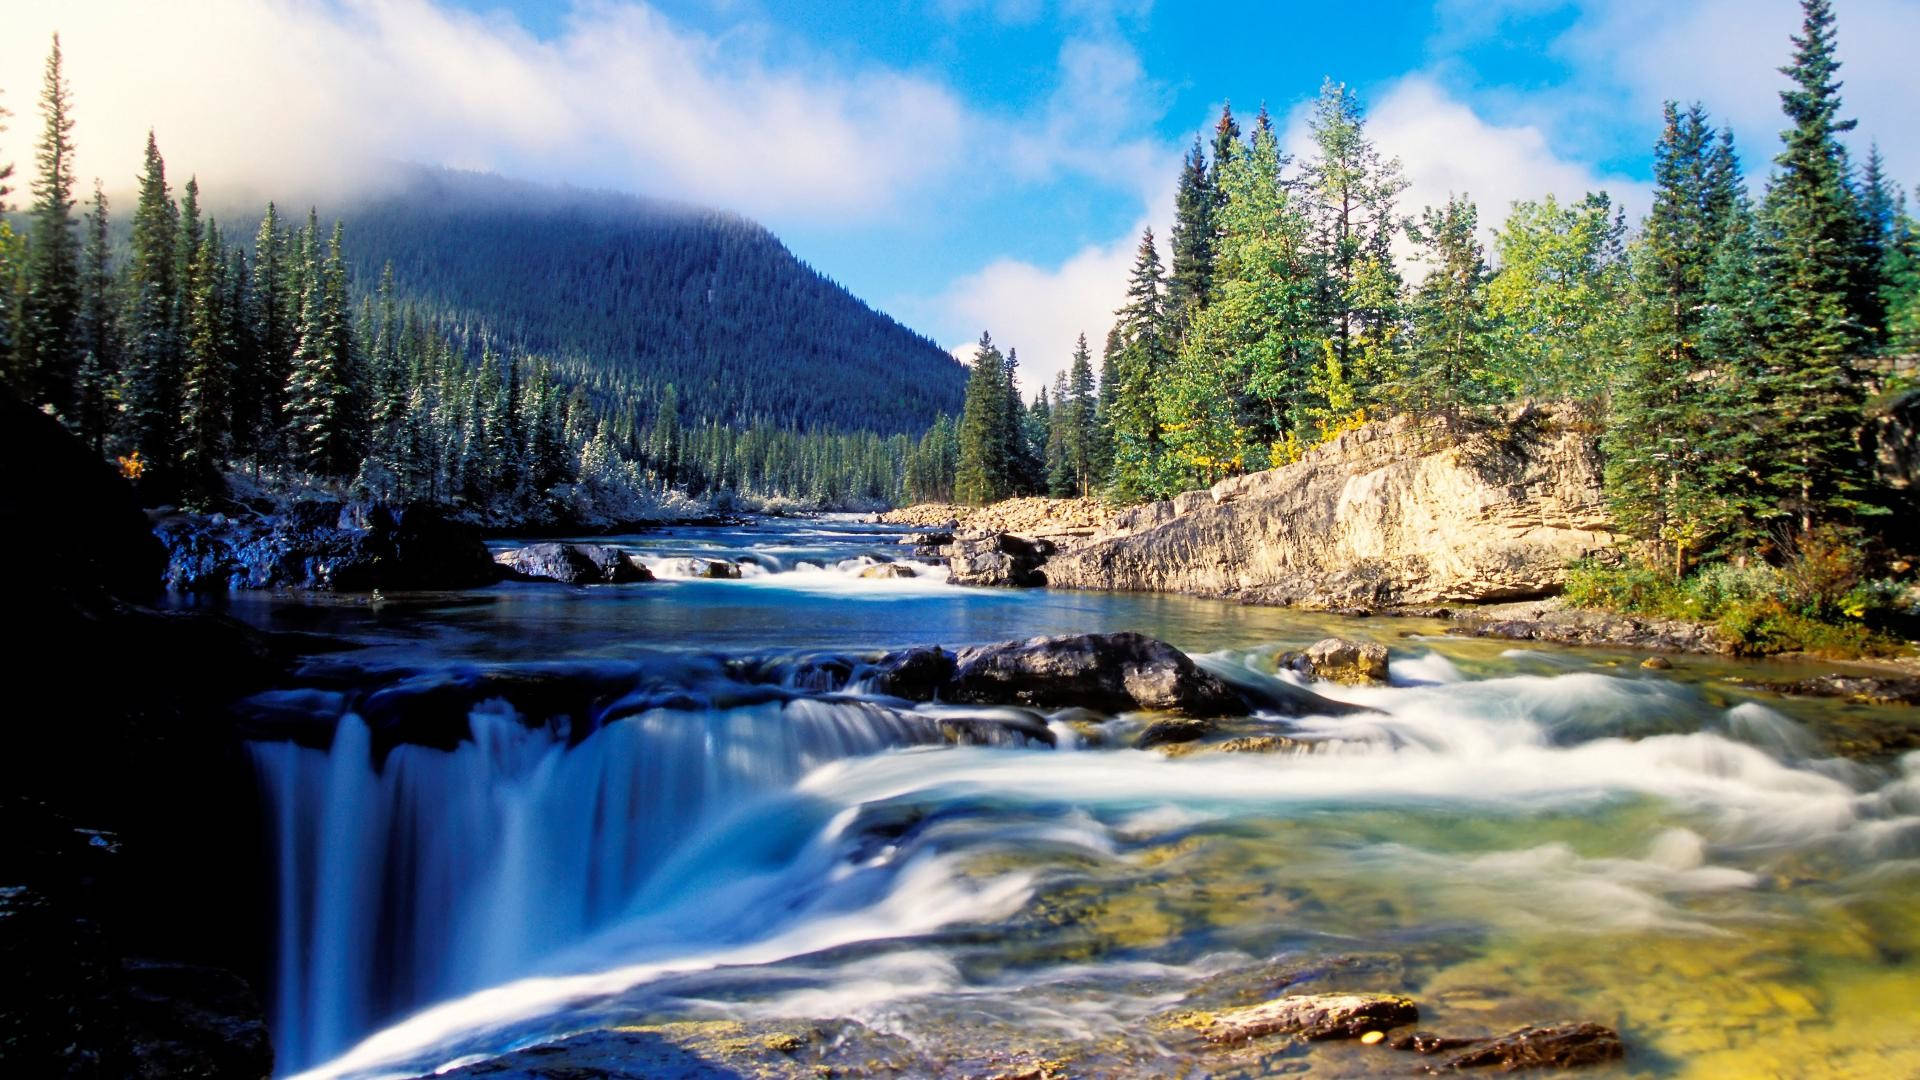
(1040, 404, 1614, 608)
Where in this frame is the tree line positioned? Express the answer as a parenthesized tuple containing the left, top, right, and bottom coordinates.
(944, 0, 1919, 583)
(0, 37, 934, 519)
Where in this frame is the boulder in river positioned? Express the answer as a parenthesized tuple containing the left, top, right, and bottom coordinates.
(943, 632, 1246, 716)
(1196, 991, 1419, 1042)
(948, 531, 1053, 587)
(496, 542, 653, 585)
(1282, 637, 1390, 685)
(1431, 1022, 1624, 1071)
(860, 562, 918, 579)
(653, 556, 743, 579)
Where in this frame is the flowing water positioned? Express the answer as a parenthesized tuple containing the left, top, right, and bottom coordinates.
(210, 517, 1920, 1079)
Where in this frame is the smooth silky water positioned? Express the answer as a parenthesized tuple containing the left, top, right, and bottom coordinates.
(198, 516, 1920, 1079)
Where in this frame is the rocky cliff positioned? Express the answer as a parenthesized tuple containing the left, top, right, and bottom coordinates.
(1039, 404, 1615, 609)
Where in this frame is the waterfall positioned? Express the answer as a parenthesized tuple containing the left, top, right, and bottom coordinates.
(252, 694, 959, 1073)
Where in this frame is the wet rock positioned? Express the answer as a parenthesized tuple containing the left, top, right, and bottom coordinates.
(1641, 655, 1673, 670)
(653, 557, 743, 579)
(1734, 673, 1920, 707)
(1160, 734, 1305, 758)
(121, 959, 274, 1079)
(1391, 1031, 1482, 1054)
(948, 531, 1053, 587)
(945, 632, 1247, 716)
(1137, 716, 1213, 749)
(860, 562, 918, 579)
(900, 529, 955, 549)
(1281, 637, 1390, 685)
(1429, 1022, 1623, 1071)
(1448, 598, 1729, 655)
(869, 646, 958, 701)
(495, 542, 652, 585)
(157, 500, 500, 592)
(1198, 992, 1419, 1043)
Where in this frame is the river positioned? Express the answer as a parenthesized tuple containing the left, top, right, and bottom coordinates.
(211, 516, 1920, 1079)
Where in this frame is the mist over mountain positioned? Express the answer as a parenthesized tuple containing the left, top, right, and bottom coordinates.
(337, 167, 966, 435)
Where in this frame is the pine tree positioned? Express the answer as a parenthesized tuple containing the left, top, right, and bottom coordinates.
(125, 132, 181, 485)
(955, 331, 1010, 505)
(1301, 79, 1407, 413)
(18, 35, 81, 419)
(1756, 0, 1871, 532)
(1167, 136, 1216, 335)
(1045, 368, 1073, 497)
(1209, 104, 1241, 201)
(288, 217, 358, 476)
(251, 203, 291, 466)
(1108, 228, 1171, 500)
(1066, 334, 1099, 496)
(74, 180, 118, 453)
(1402, 195, 1498, 416)
(180, 221, 235, 497)
(1607, 104, 1729, 575)
(1855, 145, 1896, 344)
(1884, 186, 1920, 352)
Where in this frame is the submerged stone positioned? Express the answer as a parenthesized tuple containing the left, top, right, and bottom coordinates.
(1198, 991, 1419, 1042)
(1430, 1022, 1624, 1071)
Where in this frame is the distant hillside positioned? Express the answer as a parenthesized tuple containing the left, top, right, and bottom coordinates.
(339, 168, 965, 435)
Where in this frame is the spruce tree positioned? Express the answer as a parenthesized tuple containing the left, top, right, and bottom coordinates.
(1402, 195, 1497, 416)
(1855, 145, 1896, 343)
(1883, 186, 1920, 352)
(1607, 104, 1728, 575)
(1756, 0, 1871, 532)
(1108, 228, 1171, 500)
(180, 222, 234, 497)
(125, 132, 180, 485)
(251, 203, 290, 466)
(1045, 369, 1073, 497)
(1209, 104, 1241, 201)
(1066, 334, 1099, 496)
(1167, 136, 1216, 335)
(74, 180, 118, 453)
(955, 331, 1009, 505)
(18, 35, 81, 419)
(1302, 79, 1407, 411)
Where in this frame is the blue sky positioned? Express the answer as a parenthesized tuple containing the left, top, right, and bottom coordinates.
(7, 0, 1919, 389)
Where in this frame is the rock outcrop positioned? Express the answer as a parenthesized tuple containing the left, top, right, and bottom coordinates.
(949, 532, 1053, 587)
(1040, 406, 1614, 609)
(496, 542, 653, 585)
(159, 500, 500, 592)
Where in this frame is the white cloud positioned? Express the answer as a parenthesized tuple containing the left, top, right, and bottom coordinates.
(936, 227, 1143, 397)
(1438, 0, 1920, 190)
(1332, 76, 1651, 258)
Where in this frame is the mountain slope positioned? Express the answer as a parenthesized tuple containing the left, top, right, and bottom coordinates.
(340, 168, 965, 435)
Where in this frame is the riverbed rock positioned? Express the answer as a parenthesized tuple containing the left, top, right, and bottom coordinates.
(496, 542, 653, 585)
(1282, 637, 1391, 684)
(943, 632, 1247, 716)
(157, 500, 500, 592)
(1430, 1022, 1623, 1071)
(948, 531, 1053, 587)
(860, 562, 918, 579)
(1447, 597, 1730, 654)
(1040, 406, 1615, 607)
(1136, 716, 1213, 749)
(868, 646, 959, 700)
(1734, 673, 1920, 707)
(1197, 992, 1419, 1043)
(653, 556, 742, 579)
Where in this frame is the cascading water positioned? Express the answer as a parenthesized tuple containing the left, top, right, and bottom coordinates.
(250, 683, 1030, 1072)
(223, 519, 1920, 1080)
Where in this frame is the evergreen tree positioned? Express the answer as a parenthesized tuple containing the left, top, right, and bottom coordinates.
(1402, 195, 1498, 415)
(288, 217, 358, 476)
(180, 221, 234, 497)
(17, 35, 81, 418)
(1167, 136, 1216, 334)
(251, 203, 291, 465)
(1209, 104, 1241, 202)
(1756, 0, 1872, 532)
(74, 180, 118, 453)
(1855, 144, 1896, 343)
(1108, 228, 1172, 499)
(124, 132, 180, 484)
(1883, 185, 1920, 352)
(1607, 104, 1731, 575)
(1045, 368, 1073, 497)
(1065, 334, 1100, 496)
(955, 331, 1010, 505)
(1301, 79, 1407, 413)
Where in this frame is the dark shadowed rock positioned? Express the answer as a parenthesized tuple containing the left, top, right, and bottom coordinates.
(158, 500, 500, 592)
(1137, 716, 1213, 749)
(944, 632, 1247, 716)
(0, 400, 166, 598)
(1281, 637, 1390, 685)
(121, 959, 274, 1080)
(1430, 1022, 1623, 1071)
(869, 646, 958, 700)
(496, 542, 653, 585)
(1198, 992, 1419, 1043)
(948, 532, 1053, 587)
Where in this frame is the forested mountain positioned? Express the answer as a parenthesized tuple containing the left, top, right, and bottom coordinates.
(336, 168, 965, 435)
